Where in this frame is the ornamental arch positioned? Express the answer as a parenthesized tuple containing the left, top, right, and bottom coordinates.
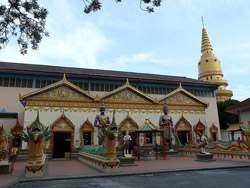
(175, 114, 192, 145)
(80, 119, 94, 146)
(50, 112, 75, 159)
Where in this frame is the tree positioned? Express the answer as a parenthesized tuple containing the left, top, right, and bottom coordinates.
(0, 0, 162, 54)
(217, 99, 239, 130)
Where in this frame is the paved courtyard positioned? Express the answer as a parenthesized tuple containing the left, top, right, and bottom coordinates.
(1, 156, 250, 187)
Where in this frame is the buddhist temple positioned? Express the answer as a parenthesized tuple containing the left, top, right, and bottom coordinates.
(198, 17, 233, 102)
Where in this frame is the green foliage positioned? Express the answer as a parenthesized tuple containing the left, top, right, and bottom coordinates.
(83, 0, 162, 14)
(217, 99, 239, 130)
(0, 0, 49, 54)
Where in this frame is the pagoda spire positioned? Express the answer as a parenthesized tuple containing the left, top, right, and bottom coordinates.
(201, 17, 213, 53)
(198, 17, 233, 102)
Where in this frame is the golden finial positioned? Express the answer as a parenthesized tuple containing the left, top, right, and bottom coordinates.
(202, 16, 205, 28)
(126, 78, 129, 85)
(179, 82, 182, 89)
(62, 74, 67, 81)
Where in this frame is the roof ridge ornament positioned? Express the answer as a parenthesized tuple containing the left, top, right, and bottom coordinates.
(62, 74, 67, 81)
(179, 82, 182, 89)
(126, 78, 129, 85)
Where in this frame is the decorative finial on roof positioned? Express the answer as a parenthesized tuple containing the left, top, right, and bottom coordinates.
(202, 16, 205, 28)
(179, 82, 182, 89)
(126, 78, 129, 85)
(36, 111, 40, 125)
(62, 111, 65, 117)
(62, 74, 67, 81)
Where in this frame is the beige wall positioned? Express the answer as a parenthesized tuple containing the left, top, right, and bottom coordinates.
(0, 87, 36, 134)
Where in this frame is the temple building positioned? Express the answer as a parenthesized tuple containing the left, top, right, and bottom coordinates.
(198, 19, 233, 102)
(0, 21, 231, 159)
(0, 61, 220, 158)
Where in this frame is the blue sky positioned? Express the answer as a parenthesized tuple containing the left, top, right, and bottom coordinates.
(0, 0, 250, 101)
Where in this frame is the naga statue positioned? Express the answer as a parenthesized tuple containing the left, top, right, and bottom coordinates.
(0, 125, 11, 164)
(22, 113, 50, 163)
(80, 111, 120, 172)
(241, 123, 250, 152)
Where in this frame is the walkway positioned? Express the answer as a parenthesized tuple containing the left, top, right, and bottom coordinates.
(1, 156, 250, 187)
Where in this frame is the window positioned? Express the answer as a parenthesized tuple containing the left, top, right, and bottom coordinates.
(100, 83, 104, 91)
(9, 78, 15, 87)
(3, 77, 9, 87)
(0, 77, 3, 86)
(27, 79, 33, 88)
(16, 78, 21, 87)
(35, 80, 40, 88)
(84, 83, 88, 90)
(91, 83, 95, 91)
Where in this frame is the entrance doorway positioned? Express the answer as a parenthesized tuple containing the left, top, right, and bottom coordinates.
(82, 132, 92, 145)
(53, 132, 71, 158)
(178, 131, 190, 145)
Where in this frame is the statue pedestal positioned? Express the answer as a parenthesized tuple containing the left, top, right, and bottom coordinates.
(196, 153, 215, 162)
(118, 156, 137, 166)
(78, 151, 120, 173)
(0, 161, 11, 174)
(25, 154, 46, 178)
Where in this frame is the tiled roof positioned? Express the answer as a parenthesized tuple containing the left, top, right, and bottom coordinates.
(0, 61, 217, 87)
(225, 97, 250, 112)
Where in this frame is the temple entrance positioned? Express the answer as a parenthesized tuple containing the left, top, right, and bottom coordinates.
(53, 132, 71, 158)
(175, 115, 192, 145)
(178, 131, 190, 145)
(82, 132, 92, 145)
(50, 112, 75, 159)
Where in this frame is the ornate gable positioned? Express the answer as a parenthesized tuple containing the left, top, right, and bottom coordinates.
(20, 75, 95, 107)
(32, 86, 92, 101)
(175, 115, 192, 131)
(195, 120, 205, 131)
(50, 112, 74, 131)
(80, 119, 94, 132)
(11, 121, 23, 135)
(101, 79, 157, 104)
(159, 83, 208, 107)
(119, 114, 139, 132)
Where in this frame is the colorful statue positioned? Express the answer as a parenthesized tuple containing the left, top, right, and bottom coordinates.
(159, 102, 173, 129)
(94, 99, 110, 145)
(22, 113, 50, 163)
(0, 125, 11, 164)
(123, 130, 132, 157)
(200, 134, 210, 154)
(159, 102, 173, 148)
(241, 123, 250, 152)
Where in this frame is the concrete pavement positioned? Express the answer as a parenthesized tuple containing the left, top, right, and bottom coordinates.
(1, 156, 250, 188)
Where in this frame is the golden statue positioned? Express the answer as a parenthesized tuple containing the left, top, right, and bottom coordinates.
(0, 125, 11, 163)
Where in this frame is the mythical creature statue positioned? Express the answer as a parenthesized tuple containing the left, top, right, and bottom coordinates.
(241, 123, 250, 152)
(123, 130, 132, 157)
(94, 99, 110, 145)
(22, 114, 50, 163)
(83, 111, 119, 160)
(0, 125, 11, 163)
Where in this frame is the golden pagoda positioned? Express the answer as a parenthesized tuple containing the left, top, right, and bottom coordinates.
(198, 17, 233, 102)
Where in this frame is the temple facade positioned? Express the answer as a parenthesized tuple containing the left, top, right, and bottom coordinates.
(198, 19, 233, 102)
(0, 60, 221, 158)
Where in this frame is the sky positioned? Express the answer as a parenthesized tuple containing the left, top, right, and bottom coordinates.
(0, 0, 250, 101)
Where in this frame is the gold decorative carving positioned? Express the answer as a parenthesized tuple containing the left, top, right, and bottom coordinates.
(104, 89, 151, 103)
(175, 115, 192, 131)
(32, 86, 92, 101)
(50, 112, 75, 131)
(119, 115, 139, 132)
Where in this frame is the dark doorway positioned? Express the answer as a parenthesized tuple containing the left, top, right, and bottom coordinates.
(53, 132, 71, 158)
(178, 131, 189, 145)
(83, 132, 92, 145)
(12, 135, 22, 148)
